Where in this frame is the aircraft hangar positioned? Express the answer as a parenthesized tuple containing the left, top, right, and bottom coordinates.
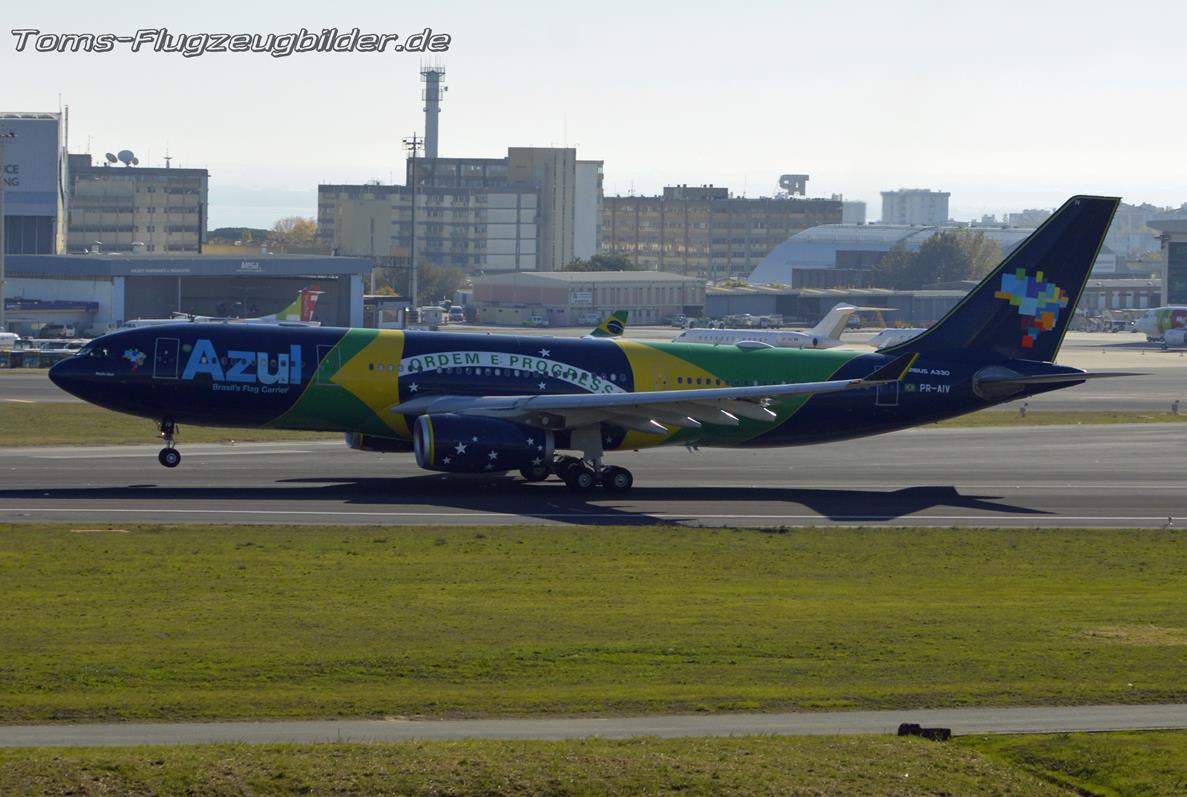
(4, 252, 372, 336)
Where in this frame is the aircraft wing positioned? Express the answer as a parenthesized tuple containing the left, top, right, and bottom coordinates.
(390, 354, 915, 433)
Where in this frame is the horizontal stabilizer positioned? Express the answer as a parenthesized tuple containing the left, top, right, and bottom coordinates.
(977, 371, 1143, 386)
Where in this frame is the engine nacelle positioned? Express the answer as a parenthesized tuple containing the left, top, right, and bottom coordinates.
(344, 432, 414, 452)
(413, 414, 553, 473)
(1163, 329, 1187, 347)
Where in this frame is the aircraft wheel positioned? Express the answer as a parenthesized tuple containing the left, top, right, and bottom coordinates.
(563, 464, 597, 492)
(519, 463, 551, 482)
(602, 466, 633, 493)
(158, 448, 181, 468)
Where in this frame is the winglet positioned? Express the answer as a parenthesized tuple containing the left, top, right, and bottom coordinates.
(861, 353, 917, 384)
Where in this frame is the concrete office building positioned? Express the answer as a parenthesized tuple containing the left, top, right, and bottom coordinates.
(880, 188, 950, 225)
(319, 147, 601, 273)
(1149, 219, 1187, 305)
(1, 111, 68, 254)
(601, 184, 843, 281)
(471, 270, 704, 326)
(319, 182, 539, 271)
(66, 153, 208, 254)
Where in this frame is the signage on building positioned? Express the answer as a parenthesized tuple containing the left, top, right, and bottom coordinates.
(570, 290, 593, 306)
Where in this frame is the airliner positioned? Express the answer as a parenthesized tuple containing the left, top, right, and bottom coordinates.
(122, 286, 324, 328)
(50, 197, 1129, 493)
(1134, 306, 1187, 344)
(674, 303, 876, 349)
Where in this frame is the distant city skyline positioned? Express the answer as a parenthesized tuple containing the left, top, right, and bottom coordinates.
(6, 0, 1186, 229)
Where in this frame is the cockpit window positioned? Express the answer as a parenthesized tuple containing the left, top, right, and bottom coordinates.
(79, 344, 112, 358)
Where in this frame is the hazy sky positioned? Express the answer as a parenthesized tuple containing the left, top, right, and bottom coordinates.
(5, 0, 1185, 228)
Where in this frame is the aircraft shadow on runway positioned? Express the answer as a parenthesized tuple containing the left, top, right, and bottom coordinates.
(0, 478, 1050, 525)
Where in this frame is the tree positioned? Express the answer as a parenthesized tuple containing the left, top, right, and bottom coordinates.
(871, 230, 1001, 290)
(565, 253, 638, 272)
(208, 226, 270, 244)
(268, 216, 317, 248)
(373, 261, 467, 304)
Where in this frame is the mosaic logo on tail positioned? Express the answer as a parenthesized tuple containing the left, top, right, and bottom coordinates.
(994, 268, 1069, 349)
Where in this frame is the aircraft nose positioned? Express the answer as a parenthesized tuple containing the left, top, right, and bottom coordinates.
(48, 355, 85, 397)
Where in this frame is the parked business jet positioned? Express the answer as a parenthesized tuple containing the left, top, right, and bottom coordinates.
(867, 327, 927, 349)
(51, 197, 1131, 493)
(674, 303, 876, 349)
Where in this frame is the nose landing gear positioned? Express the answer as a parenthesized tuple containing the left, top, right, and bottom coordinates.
(157, 419, 181, 468)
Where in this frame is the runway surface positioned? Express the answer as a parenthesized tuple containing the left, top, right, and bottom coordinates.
(1, 423, 1183, 528)
(3, 332, 1183, 410)
(3, 703, 1186, 747)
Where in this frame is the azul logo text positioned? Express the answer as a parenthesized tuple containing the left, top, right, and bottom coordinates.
(181, 339, 302, 385)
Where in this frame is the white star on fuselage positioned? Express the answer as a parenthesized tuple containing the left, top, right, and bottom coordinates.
(455, 442, 467, 454)
(538, 381, 547, 390)
(538, 348, 550, 357)
(488, 450, 499, 460)
(408, 383, 419, 392)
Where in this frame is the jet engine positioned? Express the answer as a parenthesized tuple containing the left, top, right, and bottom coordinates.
(1163, 329, 1187, 347)
(413, 414, 553, 473)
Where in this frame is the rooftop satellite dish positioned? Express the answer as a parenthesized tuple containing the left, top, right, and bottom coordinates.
(104, 152, 117, 163)
(116, 149, 135, 166)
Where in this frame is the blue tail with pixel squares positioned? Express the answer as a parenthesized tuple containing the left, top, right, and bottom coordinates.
(881, 195, 1119, 362)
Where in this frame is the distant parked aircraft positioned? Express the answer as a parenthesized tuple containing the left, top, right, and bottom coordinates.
(1134, 306, 1187, 343)
(867, 327, 927, 349)
(122, 286, 323, 328)
(586, 310, 629, 338)
(674, 303, 878, 349)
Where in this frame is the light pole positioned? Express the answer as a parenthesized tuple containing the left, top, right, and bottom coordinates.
(0, 130, 14, 333)
(402, 133, 423, 324)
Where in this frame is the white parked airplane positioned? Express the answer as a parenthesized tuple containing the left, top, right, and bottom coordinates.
(1134, 306, 1187, 343)
(674, 303, 878, 349)
(122, 286, 324, 329)
(867, 327, 926, 349)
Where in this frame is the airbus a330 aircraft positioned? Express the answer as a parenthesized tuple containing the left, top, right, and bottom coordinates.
(674, 303, 875, 349)
(50, 196, 1126, 492)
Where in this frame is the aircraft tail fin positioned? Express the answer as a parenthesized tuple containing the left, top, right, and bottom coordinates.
(809, 303, 859, 340)
(589, 310, 628, 338)
(268, 285, 324, 323)
(880, 196, 1119, 362)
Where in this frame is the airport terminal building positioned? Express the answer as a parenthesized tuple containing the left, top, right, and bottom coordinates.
(5, 253, 371, 336)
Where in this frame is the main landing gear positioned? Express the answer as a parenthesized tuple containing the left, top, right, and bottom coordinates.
(157, 419, 181, 468)
(547, 455, 634, 494)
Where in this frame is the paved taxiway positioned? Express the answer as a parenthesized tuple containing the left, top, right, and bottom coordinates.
(2, 703, 1186, 747)
(1, 423, 1183, 528)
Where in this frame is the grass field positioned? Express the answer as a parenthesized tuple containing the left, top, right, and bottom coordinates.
(0, 737, 1071, 797)
(1, 403, 1185, 447)
(2, 523, 1186, 723)
(2, 732, 1185, 796)
(963, 730, 1187, 796)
